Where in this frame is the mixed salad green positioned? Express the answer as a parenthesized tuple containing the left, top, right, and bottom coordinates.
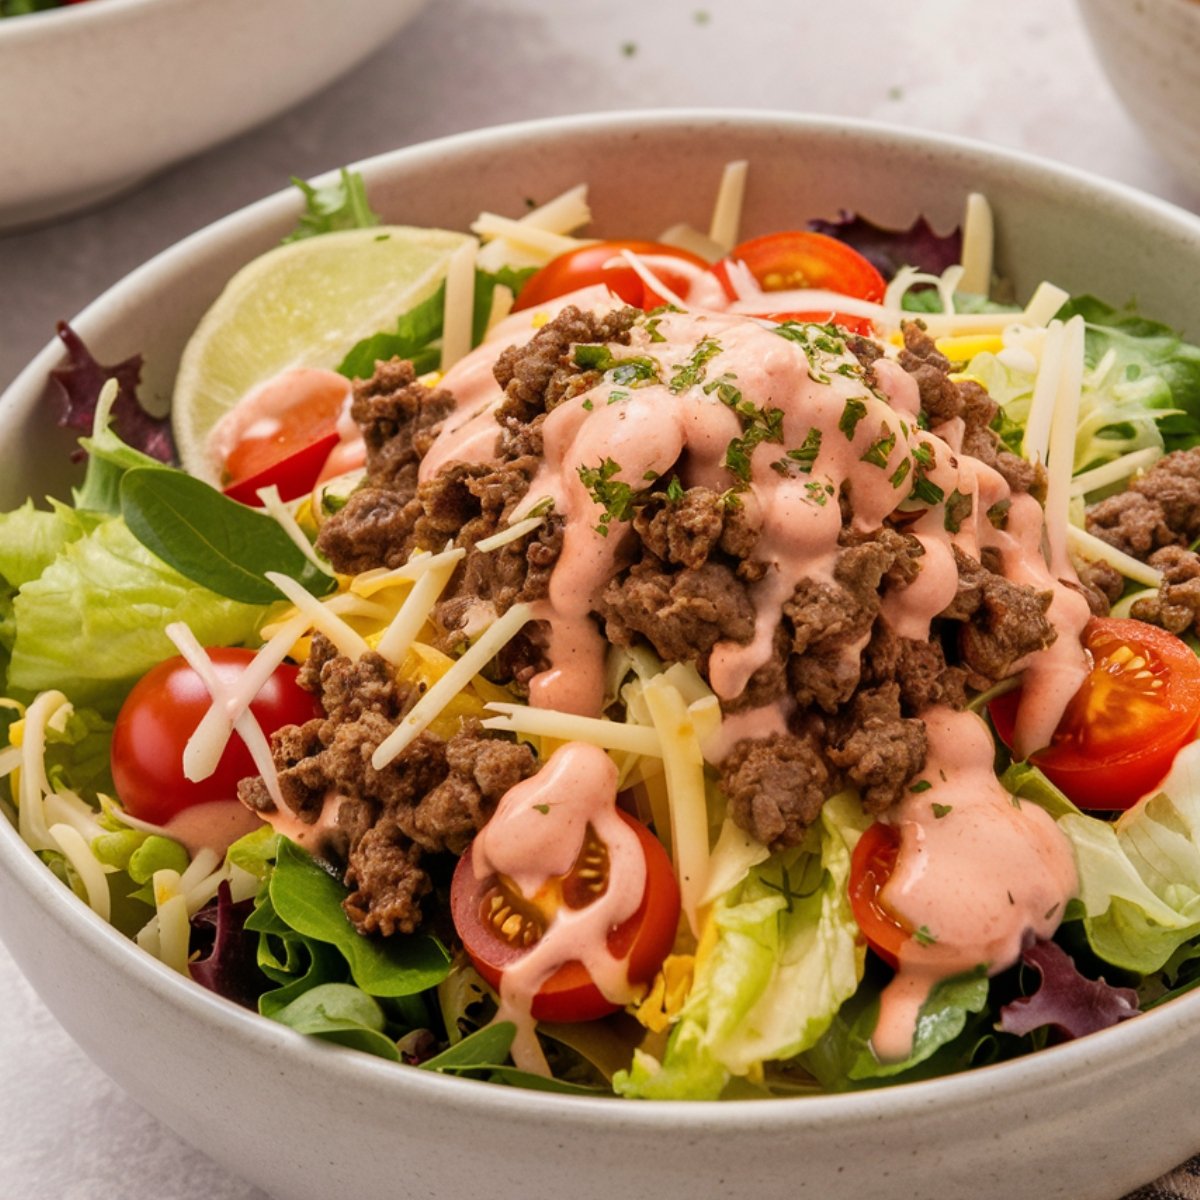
(4, 170, 1200, 1098)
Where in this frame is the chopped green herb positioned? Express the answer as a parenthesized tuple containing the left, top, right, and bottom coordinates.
(572, 344, 660, 386)
(665, 475, 685, 503)
(534, 804, 551, 815)
(889, 457, 912, 489)
(986, 498, 1011, 529)
(644, 316, 667, 343)
(911, 442, 934, 468)
(803, 480, 830, 507)
(702, 372, 742, 409)
(914, 925, 938, 946)
(724, 405, 785, 483)
(582, 398, 594, 412)
(860, 422, 897, 468)
(944, 488, 974, 534)
(839, 398, 869, 439)
(608, 390, 630, 404)
(909, 780, 932, 794)
(620, 40, 637, 56)
(577, 458, 636, 536)
(643, 470, 658, 482)
(669, 337, 723, 394)
(932, 803, 953, 819)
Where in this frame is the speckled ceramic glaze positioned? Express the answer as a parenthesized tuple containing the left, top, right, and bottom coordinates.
(2, 112, 1200, 1200)
(0, 0, 431, 229)
(1077, 0, 1200, 197)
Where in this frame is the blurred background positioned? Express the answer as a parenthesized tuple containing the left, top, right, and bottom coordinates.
(0, 0, 1195, 1196)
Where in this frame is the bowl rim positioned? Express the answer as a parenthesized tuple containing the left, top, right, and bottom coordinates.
(0, 0, 173, 40)
(4, 106, 1200, 1131)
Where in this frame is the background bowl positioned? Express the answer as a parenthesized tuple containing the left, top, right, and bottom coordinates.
(1076, 0, 1200, 197)
(0, 0, 431, 230)
(3, 111, 1200, 1200)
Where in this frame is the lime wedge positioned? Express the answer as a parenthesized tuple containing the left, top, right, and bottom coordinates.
(172, 225, 471, 482)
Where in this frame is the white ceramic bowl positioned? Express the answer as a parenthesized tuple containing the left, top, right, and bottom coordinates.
(1077, 0, 1200, 197)
(0, 0, 431, 230)
(3, 111, 1200, 1200)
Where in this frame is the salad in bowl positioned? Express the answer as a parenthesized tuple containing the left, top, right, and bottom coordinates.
(3, 113, 1200, 1200)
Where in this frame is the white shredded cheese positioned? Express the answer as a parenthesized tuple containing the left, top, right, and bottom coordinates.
(17, 689, 70, 853)
(48, 822, 110, 921)
(1044, 316, 1087, 576)
(707, 159, 748, 253)
(350, 546, 466, 596)
(165, 623, 291, 817)
(1067, 524, 1165, 589)
(440, 238, 480, 372)
(254, 485, 336, 576)
(481, 702, 663, 757)
(371, 603, 532, 769)
(957, 192, 994, 297)
(642, 677, 709, 937)
(1023, 281, 1071, 328)
(375, 557, 458, 665)
(469, 214, 591, 259)
(44, 789, 108, 846)
(1022, 320, 1065, 467)
(1069, 447, 1163, 497)
(474, 515, 545, 553)
(153, 868, 191, 975)
(265, 571, 371, 659)
(656, 222, 725, 263)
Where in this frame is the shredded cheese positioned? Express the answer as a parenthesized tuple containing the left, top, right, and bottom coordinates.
(350, 546, 466, 596)
(957, 192, 994, 297)
(470, 214, 591, 259)
(1022, 320, 1065, 467)
(371, 603, 532, 768)
(18, 689, 70, 853)
(1044, 316, 1087, 576)
(474, 515, 545, 553)
(255, 485, 335, 576)
(656, 222, 725, 263)
(266, 571, 371, 659)
(1067, 524, 1165, 589)
(440, 238, 480, 372)
(48, 822, 111, 921)
(707, 159, 748, 253)
(482, 702, 663, 757)
(153, 868, 191, 975)
(642, 677, 709, 937)
(1069, 446, 1162, 497)
(375, 557, 458, 665)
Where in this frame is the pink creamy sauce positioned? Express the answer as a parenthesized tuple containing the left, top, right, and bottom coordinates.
(417, 289, 1092, 1065)
(470, 742, 646, 1072)
(162, 799, 263, 857)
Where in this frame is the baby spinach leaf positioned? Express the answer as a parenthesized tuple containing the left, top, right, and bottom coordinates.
(420, 1022, 516, 1072)
(120, 467, 336, 604)
(269, 838, 450, 997)
(269, 983, 400, 1061)
(258, 938, 347, 1017)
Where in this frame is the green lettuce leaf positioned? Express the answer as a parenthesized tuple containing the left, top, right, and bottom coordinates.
(6, 515, 264, 713)
(614, 792, 868, 1100)
(282, 169, 381, 244)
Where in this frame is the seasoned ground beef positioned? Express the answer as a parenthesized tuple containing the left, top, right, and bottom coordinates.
(828, 684, 927, 814)
(242, 639, 536, 935)
(1086, 448, 1200, 558)
(1130, 545, 1200, 635)
(1070, 557, 1125, 617)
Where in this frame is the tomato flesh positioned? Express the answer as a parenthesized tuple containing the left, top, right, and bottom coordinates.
(222, 370, 348, 504)
(990, 617, 1200, 810)
(512, 240, 711, 313)
(714, 230, 886, 335)
(111, 649, 321, 826)
(451, 809, 680, 1022)
(847, 821, 912, 968)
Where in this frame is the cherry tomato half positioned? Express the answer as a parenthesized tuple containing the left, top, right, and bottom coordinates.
(450, 809, 680, 1023)
(713, 230, 886, 335)
(847, 821, 912, 969)
(222, 369, 348, 505)
(512, 241, 711, 313)
(111, 649, 321, 826)
(990, 617, 1200, 811)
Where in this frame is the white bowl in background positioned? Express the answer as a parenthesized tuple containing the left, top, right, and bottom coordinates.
(3, 111, 1200, 1200)
(0, 0, 431, 230)
(1077, 0, 1200, 197)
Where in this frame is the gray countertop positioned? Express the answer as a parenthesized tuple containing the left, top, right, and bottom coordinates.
(1, 1, 1197, 1197)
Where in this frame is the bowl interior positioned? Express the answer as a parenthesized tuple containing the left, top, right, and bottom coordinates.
(4, 111, 1200, 1200)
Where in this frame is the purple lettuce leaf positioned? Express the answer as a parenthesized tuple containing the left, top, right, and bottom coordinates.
(998, 939, 1140, 1041)
(189, 880, 266, 1010)
(49, 322, 175, 464)
(808, 212, 962, 282)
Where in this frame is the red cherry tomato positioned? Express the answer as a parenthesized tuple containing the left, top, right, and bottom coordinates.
(222, 371, 348, 505)
(111, 649, 321, 826)
(512, 241, 711, 313)
(990, 617, 1200, 811)
(713, 230, 886, 335)
(847, 821, 912, 969)
(450, 809, 680, 1022)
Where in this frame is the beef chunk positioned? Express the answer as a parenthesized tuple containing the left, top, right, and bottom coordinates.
(1130, 545, 1200, 635)
(720, 729, 835, 851)
(599, 558, 756, 664)
(493, 304, 638, 425)
(632, 487, 734, 570)
(352, 357, 457, 493)
(1132, 448, 1200, 540)
(899, 322, 962, 423)
(343, 829, 431, 937)
(828, 684, 927, 813)
(942, 547, 1056, 684)
(862, 624, 968, 714)
(316, 488, 421, 574)
(1086, 490, 1178, 559)
(1071, 558, 1125, 617)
